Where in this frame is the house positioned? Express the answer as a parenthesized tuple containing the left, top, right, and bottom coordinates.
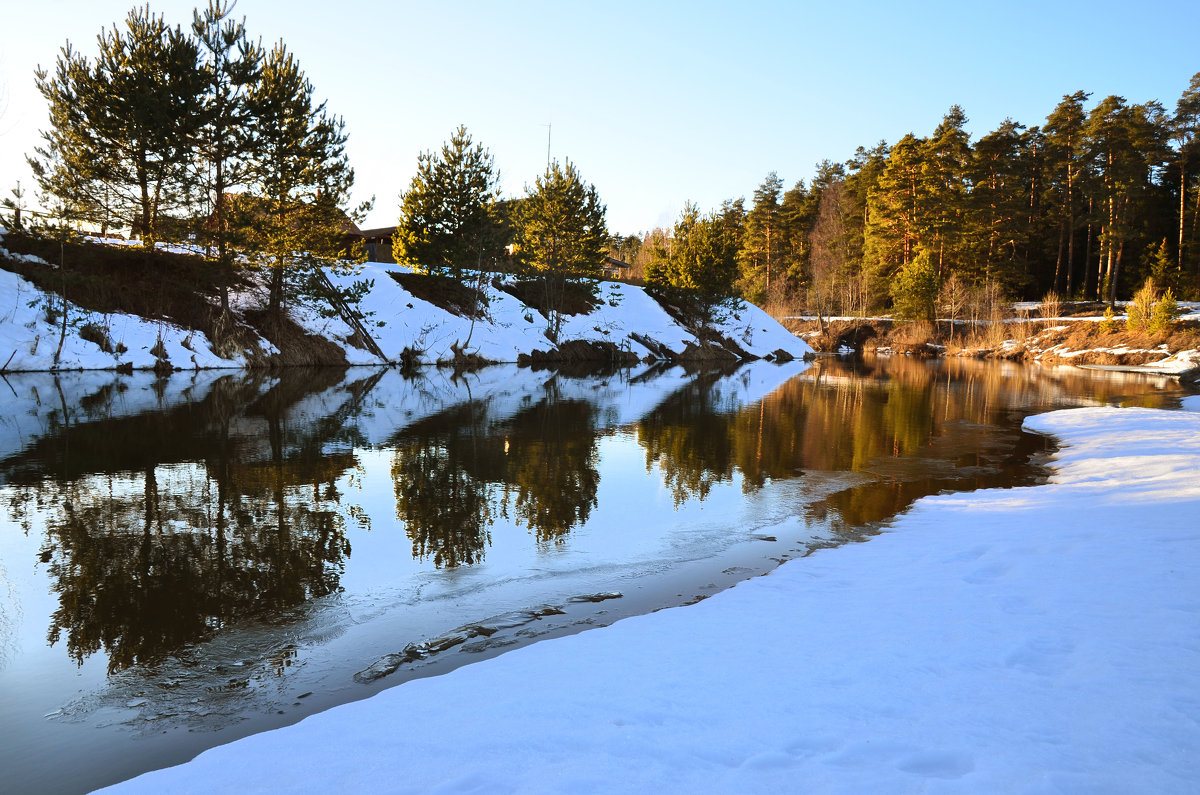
(357, 227, 396, 263)
(602, 256, 631, 280)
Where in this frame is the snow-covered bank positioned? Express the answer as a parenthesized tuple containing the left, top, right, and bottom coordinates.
(101, 398, 1200, 793)
(0, 229, 812, 371)
(303, 262, 812, 365)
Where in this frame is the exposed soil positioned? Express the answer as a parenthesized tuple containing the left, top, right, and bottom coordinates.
(518, 339, 641, 374)
(388, 271, 487, 320)
(1, 231, 351, 368)
(496, 277, 601, 317)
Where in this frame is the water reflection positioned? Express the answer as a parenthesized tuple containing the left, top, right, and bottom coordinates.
(0, 357, 1185, 680)
(4, 371, 365, 674)
(786, 356, 1182, 530)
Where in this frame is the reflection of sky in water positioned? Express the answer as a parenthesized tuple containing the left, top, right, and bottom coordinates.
(0, 358, 1189, 795)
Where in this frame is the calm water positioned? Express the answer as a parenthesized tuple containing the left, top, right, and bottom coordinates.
(0, 357, 1186, 793)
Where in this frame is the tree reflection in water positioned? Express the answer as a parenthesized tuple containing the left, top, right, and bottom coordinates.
(391, 402, 499, 568)
(391, 392, 600, 564)
(2, 357, 1183, 675)
(7, 370, 365, 674)
(638, 356, 1182, 533)
(500, 398, 600, 544)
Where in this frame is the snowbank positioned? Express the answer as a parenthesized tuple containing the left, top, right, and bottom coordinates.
(0, 266, 259, 373)
(100, 401, 1200, 793)
(0, 231, 812, 371)
(320, 262, 813, 365)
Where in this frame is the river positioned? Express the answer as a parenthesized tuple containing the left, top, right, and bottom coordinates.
(0, 356, 1187, 794)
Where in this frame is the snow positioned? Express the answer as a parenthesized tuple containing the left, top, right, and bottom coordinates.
(324, 262, 811, 365)
(0, 233, 812, 371)
(99, 400, 1200, 793)
(0, 247, 266, 373)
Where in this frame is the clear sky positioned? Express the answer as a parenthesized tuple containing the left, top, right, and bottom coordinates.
(2, 0, 1199, 235)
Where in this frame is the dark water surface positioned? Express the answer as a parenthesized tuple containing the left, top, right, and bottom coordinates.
(0, 357, 1186, 793)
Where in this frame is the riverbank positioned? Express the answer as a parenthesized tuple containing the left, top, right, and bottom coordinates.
(0, 229, 811, 372)
(99, 395, 1200, 793)
(786, 309, 1200, 386)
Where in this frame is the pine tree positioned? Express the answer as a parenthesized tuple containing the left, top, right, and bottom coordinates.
(514, 159, 607, 340)
(1084, 97, 1169, 304)
(890, 247, 939, 321)
(646, 201, 740, 319)
(191, 0, 264, 314)
(29, 6, 202, 246)
(1172, 73, 1200, 283)
(1125, 278, 1157, 332)
(841, 142, 889, 312)
(921, 105, 972, 277)
(968, 118, 1034, 290)
(1044, 91, 1091, 295)
(737, 172, 784, 302)
(393, 125, 505, 278)
(865, 133, 925, 285)
(245, 42, 365, 320)
(1150, 287, 1180, 333)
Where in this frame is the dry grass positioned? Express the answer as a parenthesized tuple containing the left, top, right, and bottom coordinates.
(1034, 319, 1200, 365)
(389, 271, 487, 319)
(1048, 321, 1197, 353)
(797, 306, 1199, 368)
(496, 277, 600, 318)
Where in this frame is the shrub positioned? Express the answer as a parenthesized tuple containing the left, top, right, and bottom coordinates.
(1099, 306, 1120, 334)
(79, 322, 113, 353)
(1149, 288, 1180, 334)
(1125, 279, 1156, 333)
(889, 251, 938, 321)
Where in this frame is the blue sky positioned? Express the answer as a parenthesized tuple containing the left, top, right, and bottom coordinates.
(2, 0, 1199, 234)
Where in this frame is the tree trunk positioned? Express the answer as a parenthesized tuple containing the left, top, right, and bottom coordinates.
(1110, 240, 1124, 305)
(1066, 207, 1076, 296)
(215, 159, 230, 315)
(1180, 158, 1188, 272)
(138, 155, 153, 248)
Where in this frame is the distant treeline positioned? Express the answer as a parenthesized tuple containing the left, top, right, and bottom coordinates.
(618, 84, 1200, 315)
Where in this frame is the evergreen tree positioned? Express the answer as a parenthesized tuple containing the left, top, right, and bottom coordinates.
(865, 133, 925, 285)
(841, 142, 889, 312)
(514, 159, 607, 339)
(1172, 73, 1200, 287)
(889, 247, 939, 321)
(1083, 97, 1169, 303)
(921, 105, 972, 277)
(737, 172, 784, 302)
(29, 6, 202, 245)
(778, 177, 818, 290)
(967, 118, 1034, 290)
(393, 125, 505, 278)
(245, 42, 365, 320)
(646, 201, 740, 318)
(191, 0, 264, 314)
(1043, 91, 1091, 295)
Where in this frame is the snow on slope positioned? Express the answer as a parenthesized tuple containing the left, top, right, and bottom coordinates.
(0, 266, 260, 373)
(0, 236, 811, 371)
(99, 401, 1200, 793)
(310, 262, 813, 365)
